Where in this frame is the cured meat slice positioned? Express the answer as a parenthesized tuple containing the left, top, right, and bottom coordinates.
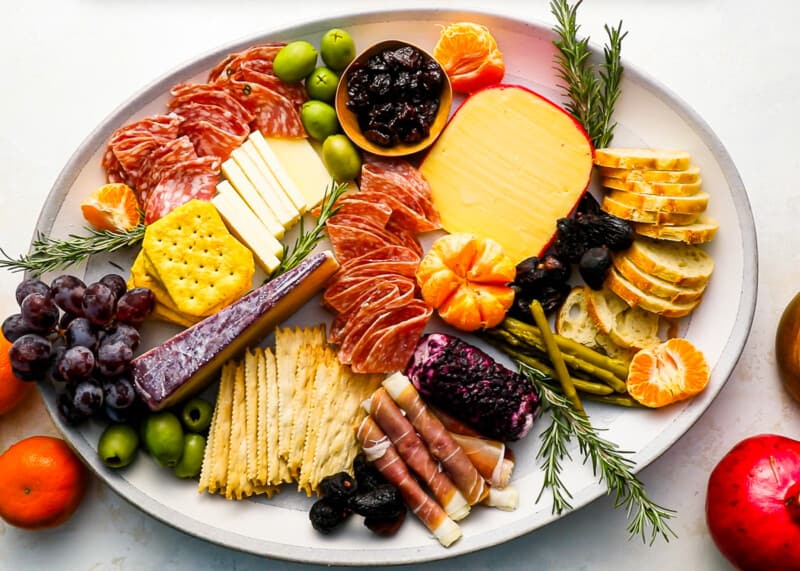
(139, 136, 198, 204)
(449, 432, 513, 489)
(348, 302, 433, 373)
(235, 65, 307, 109)
(361, 156, 441, 228)
(102, 148, 133, 186)
(356, 416, 461, 547)
(340, 245, 421, 270)
(381, 373, 488, 504)
(144, 156, 221, 224)
(325, 222, 391, 264)
(109, 114, 183, 146)
(222, 77, 305, 138)
(333, 198, 393, 226)
(366, 388, 470, 520)
(323, 272, 416, 314)
(169, 83, 254, 126)
(355, 190, 440, 234)
(208, 43, 285, 83)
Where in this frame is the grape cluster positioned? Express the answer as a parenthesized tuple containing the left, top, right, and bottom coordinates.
(2, 273, 155, 425)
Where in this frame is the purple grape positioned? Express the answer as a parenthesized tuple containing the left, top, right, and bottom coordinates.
(57, 345, 95, 383)
(2, 313, 33, 342)
(103, 324, 141, 351)
(20, 292, 60, 332)
(15, 279, 51, 305)
(103, 374, 136, 409)
(65, 317, 99, 351)
(99, 274, 127, 301)
(72, 379, 104, 415)
(82, 282, 116, 326)
(115, 287, 155, 325)
(97, 341, 133, 377)
(57, 392, 86, 425)
(50, 275, 86, 316)
(9, 333, 52, 376)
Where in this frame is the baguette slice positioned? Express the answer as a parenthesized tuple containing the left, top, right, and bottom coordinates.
(594, 148, 691, 171)
(606, 267, 702, 318)
(601, 177, 702, 197)
(613, 254, 706, 304)
(599, 165, 701, 184)
(623, 237, 714, 287)
(555, 288, 634, 361)
(606, 189, 709, 214)
(601, 195, 700, 225)
(583, 286, 661, 350)
(632, 217, 719, 244)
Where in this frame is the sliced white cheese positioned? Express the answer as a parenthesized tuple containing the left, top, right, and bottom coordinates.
(231, 146, 299, 228)
(247, 132, 308, 213)
(220, 160, 285, 239)
(254, 134, 333, 210)
(213, 183, 283, 273)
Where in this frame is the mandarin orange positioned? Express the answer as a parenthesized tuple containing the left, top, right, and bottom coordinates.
(433, 22, 505, 94)
(80, 183, 140, 232)
(626, 337, 710, 407)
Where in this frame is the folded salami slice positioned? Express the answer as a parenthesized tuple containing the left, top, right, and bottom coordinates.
(138, 137, 198, 205)
(235, 64, 307, 109)
(222, 77, 305, 138)
(207, 43, 285, 83)
(169, 83, 254, 126)
(144, 156, 221, 224)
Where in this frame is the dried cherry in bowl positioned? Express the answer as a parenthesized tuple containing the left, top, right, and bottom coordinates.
(335, 39, 453, 157)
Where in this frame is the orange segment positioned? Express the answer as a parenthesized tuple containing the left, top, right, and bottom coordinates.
(80, 183, 141, 232)
(627, 337, 710, 407)
(433, 22, 505, 94)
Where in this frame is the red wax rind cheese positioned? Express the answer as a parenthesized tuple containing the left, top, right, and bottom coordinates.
(132, 251, 339, 410)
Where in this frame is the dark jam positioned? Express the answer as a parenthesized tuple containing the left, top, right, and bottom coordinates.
(345, 45, 444, 147)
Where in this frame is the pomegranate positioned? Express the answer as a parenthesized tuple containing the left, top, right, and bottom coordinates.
(706, 434, 800, 571)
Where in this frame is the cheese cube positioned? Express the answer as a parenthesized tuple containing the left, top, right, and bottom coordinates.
(213, 182, 283, 273)
(220, 160, 284, 238)
(253, 134, 332, 210)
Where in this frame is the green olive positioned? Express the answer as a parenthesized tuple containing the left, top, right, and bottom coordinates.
(98, 423, 139, 469)
(143, 411, 184, 468)
(173, 434, 206, 479)
(180, 397, 213, 433)
(320, 28, 356, 71)
(300, 100, 340, 141)
(305, 67, 340, 103)
(322, 134, 362, 181)
(273, 41, 318, 83)
(776, 291, 800, 402)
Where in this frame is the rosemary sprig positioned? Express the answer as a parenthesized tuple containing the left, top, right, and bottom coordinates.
(268, 180, 348, 280)
(550, 0, 627, 148)
(0, 224, 146, 276)
(521, 363, 676, 544)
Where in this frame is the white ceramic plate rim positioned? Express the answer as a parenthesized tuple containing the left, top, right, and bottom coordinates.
(30, 8, 757, 566)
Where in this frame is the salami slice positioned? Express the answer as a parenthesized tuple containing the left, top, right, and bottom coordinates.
(138, 137, 198, 204)
(325, 222, 392, 265)
(208, 43, 285, 83)
(349, 302, 433, 373)
(102, 147, 133, 186)
(361, 156, 441, 228)
(222, 77, 305, 138)
(144, 156, 221, 224)
(169, 83, 254, 126)
(235, 64, 307, 109)
(339, 245, 421, 270)
(329, 282, 400, 346)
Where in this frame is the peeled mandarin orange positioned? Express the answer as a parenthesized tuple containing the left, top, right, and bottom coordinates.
(627, 337, 710, 408)
(0, 436, 88, 529)
(80, 183, 141, 232)
(433, 22, 505, 94)
(0, 334, 33, 415)
(417, 233, 515, 331)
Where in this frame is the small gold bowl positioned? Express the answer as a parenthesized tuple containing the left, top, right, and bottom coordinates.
(335, 40, 452, 157)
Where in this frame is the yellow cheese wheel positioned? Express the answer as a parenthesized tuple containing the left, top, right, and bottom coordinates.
(420, 85, 593, 263)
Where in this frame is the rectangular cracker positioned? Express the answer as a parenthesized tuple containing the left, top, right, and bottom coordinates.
(255, 348, 268, 488)
(243, 349, 260, 487)
(198, 367, 226, 494)
(208, 362, 235, 494)
(264, 347, 285, 486)
(286, 332, 321, 479)
(275, 326, 299, 478)
(297, 351, 334, 496)
(225, 360, 255, 500)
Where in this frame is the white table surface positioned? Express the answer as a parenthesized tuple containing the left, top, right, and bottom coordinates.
(0, 0, 797, 569)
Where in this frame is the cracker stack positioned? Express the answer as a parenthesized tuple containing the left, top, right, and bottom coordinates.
(127, 200, 255, 327)
(198, 325, 382, 499)
(594, 148, 719, 245)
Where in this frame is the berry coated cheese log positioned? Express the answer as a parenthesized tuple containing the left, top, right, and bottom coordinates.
(364, 388, 470, 521)
(356, 415, 462, 547)
(382, 373, 488, 505)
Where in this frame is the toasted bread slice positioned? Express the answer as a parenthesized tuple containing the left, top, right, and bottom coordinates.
(623, 237, 714, 287)
(599, 165, 701, 184)
(601, 177, 702, 197)
(613, 254, 706, 303)
(555, 287, 635, 360)
(583, 286, 662, 349)
(606, 189, 709, 214)
(601, 195, 700, 225)
(632, 217, 719, 244)
(606, 267, 702, 318)
(594, 148, 691, 171)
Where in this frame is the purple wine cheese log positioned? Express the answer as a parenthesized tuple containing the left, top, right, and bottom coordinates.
(132, 251, 339, 410)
